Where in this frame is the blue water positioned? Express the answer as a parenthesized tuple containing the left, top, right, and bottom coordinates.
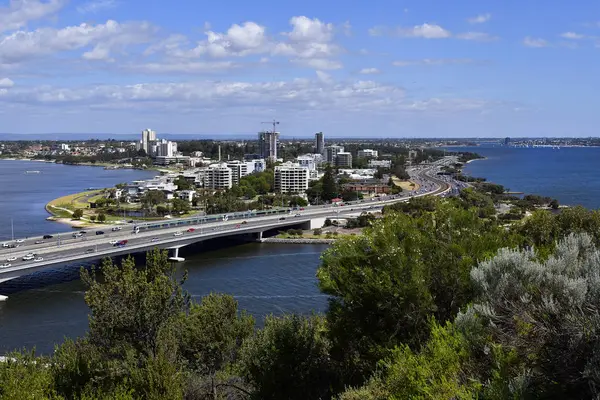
(0, 160, 157, 241)
(0, 160, 329, 354)
(448, 145, 600, 209)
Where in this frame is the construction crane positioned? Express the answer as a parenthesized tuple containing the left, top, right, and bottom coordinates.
(261, 119, 280, 134)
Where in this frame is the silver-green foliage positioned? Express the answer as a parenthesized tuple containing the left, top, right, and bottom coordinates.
(457, 233, 600, 398)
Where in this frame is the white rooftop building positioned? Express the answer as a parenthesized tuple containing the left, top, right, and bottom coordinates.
(357, 149, 378, 158)
(274, 162, 309, 194)
(204, 163, 233, 190)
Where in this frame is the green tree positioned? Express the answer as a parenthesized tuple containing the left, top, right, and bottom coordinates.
(72, 209, 83, 220)
(0, 351, 59, 399)
(321, 164, 338, 201)
(174, 175, 193, 190)
(142, 190, 166, 212)
(180, 294, 254, 375)
(458, 233, 600, 399)
(318, 202, 522, 386)
(97, 213, 106, 223)
(171, 198, 191, 214)
(90, 215, 97, 222)
(81, 249, 189, 358)
(238, 314, 335, 400)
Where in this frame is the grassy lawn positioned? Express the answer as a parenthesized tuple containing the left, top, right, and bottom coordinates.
(47, 190, 104, 211)
(392, 176, 419, 191)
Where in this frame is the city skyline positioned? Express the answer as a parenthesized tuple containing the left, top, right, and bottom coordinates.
(0, 0, 599, 137)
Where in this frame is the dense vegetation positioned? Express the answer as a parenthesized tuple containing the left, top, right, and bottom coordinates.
(4, 191, 600, 399)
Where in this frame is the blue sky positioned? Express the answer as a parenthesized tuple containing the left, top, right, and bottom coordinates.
(0, 0, 599, 137)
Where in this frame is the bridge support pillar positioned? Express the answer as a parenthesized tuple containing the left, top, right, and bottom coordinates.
(255, 231, 263, 242)
(168, 247, 185, 262)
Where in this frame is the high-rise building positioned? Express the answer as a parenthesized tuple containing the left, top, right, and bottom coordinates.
(315, 132, 325, 155)
(258, 131, 279, 161)
(204, 163, 233, 190)
(226, 161, 249, 186)
(335, 152, 353, 168)
(157, 139, 177, 157)
(326, 145, 344, 164)
(141, 129, 156, 155)
(274, 162, 309, 194)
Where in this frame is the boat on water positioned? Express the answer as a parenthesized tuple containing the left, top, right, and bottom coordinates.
(24, 170, 41, 174)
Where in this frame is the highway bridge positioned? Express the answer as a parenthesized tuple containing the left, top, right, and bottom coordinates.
(0, 164, 452, 297)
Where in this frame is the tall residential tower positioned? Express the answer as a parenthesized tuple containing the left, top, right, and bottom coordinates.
(315, 132, 324, 155)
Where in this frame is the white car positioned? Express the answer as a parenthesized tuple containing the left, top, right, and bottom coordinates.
(1, 243, 9, 248)
(6, 256, 16, 262)
(112, 227, 122, 232)
(15, 239, 24, 243)
(22, 255, 34, 261)
(109, 240, 118, 245)
(34, 257, 43, 262)
(0, 263, 11, 268)
(173, 232, 183, 237)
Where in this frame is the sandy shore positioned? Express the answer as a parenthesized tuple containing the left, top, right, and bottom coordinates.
(46, 216, 106, 229)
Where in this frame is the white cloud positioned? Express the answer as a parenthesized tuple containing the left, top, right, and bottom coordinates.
(82, 44, 113, 61)
(0, 77, 14, 88)
(0, 0, 66, 33)
(0, 20, 157, 64)
(0, 77, 501, 116)
(125, 61, 236, 74)
(359, 67, 379, 74)
(315, 70, 332, 83)
(398, 23, 451, 39)
(144, 16, 343, 70)
(293, 58, 342, 70)
(523, 36, 549, 48)
(285, 16, 334, 43)
(468, 13, 491, 24)
(561, 32, 585, 40)
(393, 58, 479, 67)
(456, 32, 498, 41)
(76, 0, 117, 14)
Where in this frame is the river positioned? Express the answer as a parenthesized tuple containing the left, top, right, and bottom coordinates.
(448, 145, 600, 210)
(0, 160, 329, 354)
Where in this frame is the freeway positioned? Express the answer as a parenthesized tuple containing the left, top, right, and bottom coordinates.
(0, 162, 452, 281)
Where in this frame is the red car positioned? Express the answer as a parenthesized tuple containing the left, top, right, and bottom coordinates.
(187, 228, 196, 232)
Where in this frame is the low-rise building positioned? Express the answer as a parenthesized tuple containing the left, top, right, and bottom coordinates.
(342, 182, 391, 195)
(357, 149, 378, 158)
(368, 159, 392, 168)
(178, 190, 195, 202)
(154, 155, 190, 165)
(274, 162, 309, 194)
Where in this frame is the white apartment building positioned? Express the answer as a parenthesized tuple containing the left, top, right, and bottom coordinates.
(204, 163, 233, 190)
(326, 145, 344, 164)
(158, 139, 177, 157)
(274, 162, 309, 194)
(296, 155, 317, 171)
(336, 152, 353, 168)
(357, 149, 378, 158)
(246, 159, 266, 174)
(226, 161, 249, 185)
(368, 159, 392, 168)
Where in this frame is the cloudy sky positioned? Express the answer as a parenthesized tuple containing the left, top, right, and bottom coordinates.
(0, 0, 599, 137)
